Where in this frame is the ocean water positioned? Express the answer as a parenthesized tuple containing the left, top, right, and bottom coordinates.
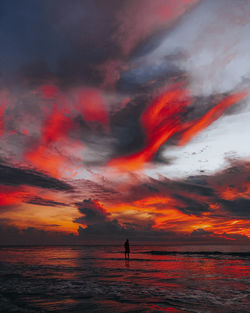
(0, 245, 249, 313)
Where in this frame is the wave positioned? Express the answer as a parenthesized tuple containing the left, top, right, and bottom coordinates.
(49, 252, 250, 263)
(143, 251, 250, 258)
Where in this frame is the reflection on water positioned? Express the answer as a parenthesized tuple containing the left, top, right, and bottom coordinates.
(0, 245, 249, 313)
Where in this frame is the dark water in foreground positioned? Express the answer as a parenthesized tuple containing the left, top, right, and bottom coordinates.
(0, 245, 250, 313)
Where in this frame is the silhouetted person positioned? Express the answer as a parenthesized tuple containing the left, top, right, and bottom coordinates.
(124, 239, 130, 260)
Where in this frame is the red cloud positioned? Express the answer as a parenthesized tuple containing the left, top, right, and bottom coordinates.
(77, 88, 109, 128)
(109, 86, 248, 171)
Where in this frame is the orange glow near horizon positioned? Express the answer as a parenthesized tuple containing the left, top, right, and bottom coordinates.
(0, 183, 80, 234)
(0, 197, 79, 234)
(1, 188, 250, 238)
(107, 195, 250, 238)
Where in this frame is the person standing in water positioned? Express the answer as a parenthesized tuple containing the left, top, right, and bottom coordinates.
(124, 239, 130, 260)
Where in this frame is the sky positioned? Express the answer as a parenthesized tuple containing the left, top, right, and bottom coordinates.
(0, 0, 250, 245)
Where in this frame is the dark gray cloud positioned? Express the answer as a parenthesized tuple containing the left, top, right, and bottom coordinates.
(0, 220, 75, 245)
(0, 163, 73, 191)
(74, 199, 111, 225)
(157, 177, 215, 197)
(110, 99, 146, 157)
(25, 196, 67, 207)
(172, 193, 210, 215)
(0, 0, 190, 94)
(117, 58, 185, 93)
(189, 227, 250, 245)
(0, 0, 125, 87)
(74, 199, 134, 241)
(220, 198, 250, 219)
(74, 199, 157, 241)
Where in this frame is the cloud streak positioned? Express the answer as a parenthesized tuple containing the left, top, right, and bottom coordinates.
(0, 163, 73, 191)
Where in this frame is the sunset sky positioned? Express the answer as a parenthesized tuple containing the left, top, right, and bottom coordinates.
(1, 0, 250, 245)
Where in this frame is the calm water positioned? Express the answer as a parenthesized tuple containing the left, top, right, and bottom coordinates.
(0, 245, 250, 313)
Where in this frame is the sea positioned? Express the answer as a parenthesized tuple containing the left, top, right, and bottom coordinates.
(0, 245, 249, 313)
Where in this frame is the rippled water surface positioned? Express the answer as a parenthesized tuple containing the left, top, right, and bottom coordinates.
(0, 245, 250, 313)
